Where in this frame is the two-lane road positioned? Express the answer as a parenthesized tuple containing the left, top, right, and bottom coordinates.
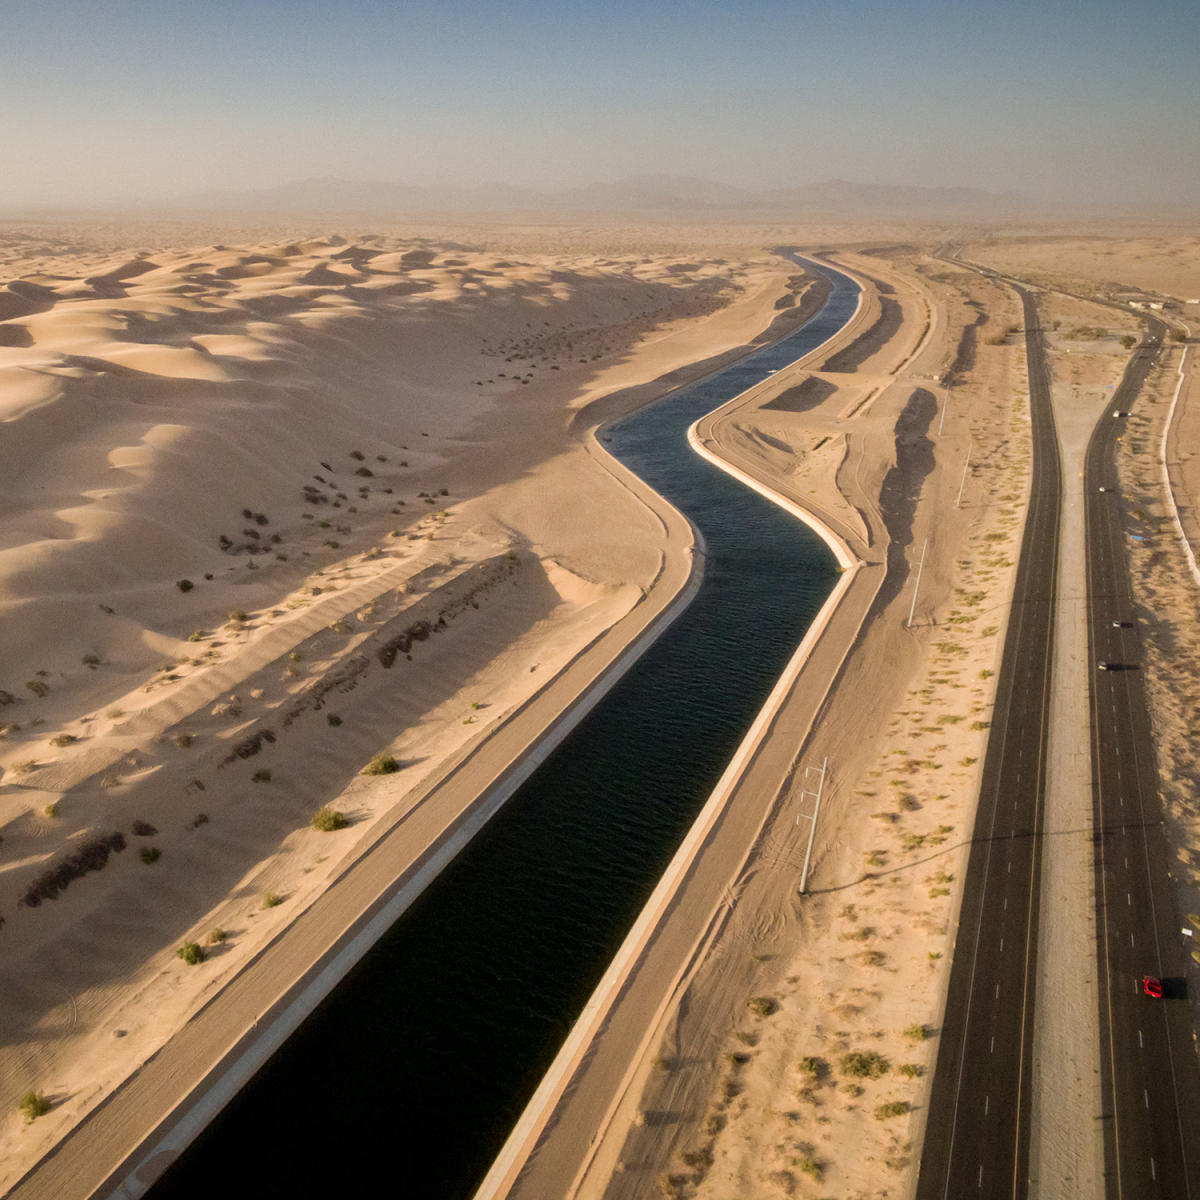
(1086, 325, 1200, 1198)
(917, 285, 1060, 1198)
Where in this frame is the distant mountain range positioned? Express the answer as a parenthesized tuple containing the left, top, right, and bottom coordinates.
(169, 174, 1030, 217)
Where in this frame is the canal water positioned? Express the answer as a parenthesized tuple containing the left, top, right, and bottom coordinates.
(149, 255, 860, 1199)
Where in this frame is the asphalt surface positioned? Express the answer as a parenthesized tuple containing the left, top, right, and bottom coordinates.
(1086, 323, 1200, 1198)
(917, 286, 1060, 1198)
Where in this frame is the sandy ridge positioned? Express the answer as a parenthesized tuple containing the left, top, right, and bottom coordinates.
(1, 234, 808, 1196)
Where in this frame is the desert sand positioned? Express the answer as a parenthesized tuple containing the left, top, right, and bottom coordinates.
(2, 219, 1197, 1200)
(0, 223, 813, 1194)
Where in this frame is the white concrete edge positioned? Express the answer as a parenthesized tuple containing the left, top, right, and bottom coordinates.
(475, 263, 866, 1200)
(1160, 341, 1200, 589)
(102, 545, 707, 1200)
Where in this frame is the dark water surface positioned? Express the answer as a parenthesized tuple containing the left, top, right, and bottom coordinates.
(149, 255, 859, 1200)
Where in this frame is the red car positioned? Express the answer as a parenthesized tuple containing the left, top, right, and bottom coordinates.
(1144, 976, 1163, 999)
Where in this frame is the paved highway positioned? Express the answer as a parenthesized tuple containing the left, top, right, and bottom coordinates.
(917, 285, 1059, 1198)
(1086, 323, 1200, 1197)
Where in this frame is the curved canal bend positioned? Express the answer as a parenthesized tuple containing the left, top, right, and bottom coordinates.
(149, 254, 861, 1200)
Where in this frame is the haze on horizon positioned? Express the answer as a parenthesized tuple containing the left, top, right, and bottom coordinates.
(3, 0, 1198, 213)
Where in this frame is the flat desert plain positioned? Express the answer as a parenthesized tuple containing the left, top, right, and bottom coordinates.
(1, 218, 1198, 1200)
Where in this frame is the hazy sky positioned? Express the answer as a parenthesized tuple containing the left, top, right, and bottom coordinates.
(3, 0, 1198, 208)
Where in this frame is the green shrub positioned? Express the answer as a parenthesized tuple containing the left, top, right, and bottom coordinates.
(903, 1023, 929, 1042)
(206, 928, 227, 945)
(797, 1055, 825, 1079)
(177, 579, 194, 593)
(746, 996, 777, 1017)
(19, 1091, 50, 1122)
(362, 753, 399, 776)
(26, 680, 49, 698)
(252, 768, 272, 783)
(49, 734, 77, 747)
(840, 1051, 889, 1079)
(795, 1154, 822, 1180)
(327, 713, 343, 727)
(898, 1063, 925, 1078)
(875, 1100, 910, 1120)
(140, 847, 161, 864)
(311, 806, 349, 832)
(176, 941, 206, 965)
(262, 891, 283, 908)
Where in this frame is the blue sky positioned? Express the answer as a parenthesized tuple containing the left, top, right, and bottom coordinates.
(3, 0, 1198, 207)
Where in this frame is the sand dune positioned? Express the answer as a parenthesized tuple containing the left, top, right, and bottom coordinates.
(0, 224, 807, 1189)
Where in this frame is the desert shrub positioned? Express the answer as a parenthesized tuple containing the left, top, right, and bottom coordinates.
(898, 1063, 925, 1078)
(903, 1023, 929, 1042)
(795, 1154, 822, 1180)
(224, 730, 275, 763)
(19, 1091, 50, 1122)
(327, 713, 343, 727)
(262, 891, 283, 908)
(177, 579, 194, 592)
(228, 609, 248, 624)
(26, 680, 49, 698)
(251, 768, 272, 783)
(187, 812, 209, 830)
(21, 832, 126, 906)
(311, 806, 349, 832)
(354, 466, 373, 477)
(362, 753, 400, 776)
(140, 847, 161, 864)
(875, 1100, 910, 1120)
(177, 941, 206, 965)
(206, 928, 227, 945)
(797, 1055, 825, 1079)
(746, 996, 777, 1017)
(173, 732, 195, 748)
(0, 689, 14, 706)
(1121, 334, 1137, 349)
(49, 734, 77, 747)
(131, 819, 157, 837)
(840, 1050, 889, 1079)
(81, 653, 101, 667)
(350, 449, 365, 460)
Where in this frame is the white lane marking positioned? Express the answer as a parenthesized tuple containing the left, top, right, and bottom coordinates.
(995, 983, 1001, 999)
(979, 1164, 984, 1188)
(1145, 1089, 1150, 1109)
(1128, 893, 1132, 905)
(985, 1095, 990, 1116)
(1152, 1157, 1157, 1181)
(1139, 1029, 1144, 1048)
(1000, 937, 1005, 952)
(1131, 933, 1136, 947)
(990, 1036, 995, 1053)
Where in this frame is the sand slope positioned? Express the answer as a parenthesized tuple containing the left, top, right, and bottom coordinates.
(0, 228, 800, 1190)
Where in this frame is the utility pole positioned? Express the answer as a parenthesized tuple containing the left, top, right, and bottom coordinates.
(906, 537, 928, 629)
(798, 757, 829, 895)
(955, 441, 973, 508)
(937, 389, 949, 437)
